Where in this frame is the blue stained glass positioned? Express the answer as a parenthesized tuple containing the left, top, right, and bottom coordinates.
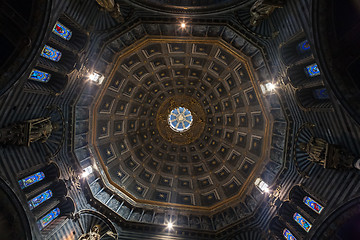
(304, 63, 320, 77)
(303, 196, 324, 214)
(40, 45, 62, 62)
(52, 21, 72, 40)
(283, 228, 297, 240)
(37, 207, 60, 230)
(293, 212, 312, 232)
(168, 107, 193, 132)
(297, 40, 310, 53)
(28, 190, 53, 210)
(28, 69, 51, 83)
(18, 172, 45, 189)
(313, 88, 329, 100)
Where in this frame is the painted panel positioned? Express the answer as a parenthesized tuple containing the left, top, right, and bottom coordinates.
(40, 45, 62, 62)
(28, 69, 51, 82)
(293, 212, 312, 232)
(303, 196, 324, 214)
(28, 190, 53, 210)
(18, 172, 45, 189)
(52, 21, 72, 40)
(283, 228, 297, 240)
(37, 207, 60, 230)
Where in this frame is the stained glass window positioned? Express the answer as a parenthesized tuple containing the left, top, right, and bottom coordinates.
(168, 107, 193, 132)
(293, 212, 312, 232)
(40, 45, 62, 62)
(303, 196, 324, 214)
(28, 69, 51, 83)
(313, 88, 329, 100)
(28, 190, 53, 210)
(283, 228, 297, 240)
(304, 63, 320, 77)
(297, 40, 310, 53)
(37, 207, 60, 230)
(18, 172, 45, 189)
(52, 21, 72, 40)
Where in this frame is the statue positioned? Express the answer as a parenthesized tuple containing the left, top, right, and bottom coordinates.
(28, 117, 58, 144)
(249, 0, 285, 26)
(0, 117, 57, 146)
(299, 136, 360, 169)
(78, 225, 101, 240)
(96, 0, 124, 23)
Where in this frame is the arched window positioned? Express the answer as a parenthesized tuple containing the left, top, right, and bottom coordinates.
(313, 87, 329, 100)
(304, 63, 320, 77)
(303, 196, 324, 214)
(52, 22, 72, 40)
(28, 69, 51, 83)
(18, 171, 45, 189)
(28, 189, 53, 210)
(40, 45, 62, 62)
(37, 207, 60, 230)
(293, 212, 312, 232)
(283, 228, 297, 240)
(297, 40, 311, 54)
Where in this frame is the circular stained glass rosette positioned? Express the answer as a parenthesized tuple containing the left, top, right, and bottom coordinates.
(168, 107, 193, 132)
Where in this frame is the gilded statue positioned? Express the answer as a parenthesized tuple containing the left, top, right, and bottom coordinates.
(96, 0, 124, 22)
(0, 117, 57, 146)
(250, 0, 285, 26)
(299, 136, 360, 170)
(78, 225, 101, 240)
(28, 117, 58, 143)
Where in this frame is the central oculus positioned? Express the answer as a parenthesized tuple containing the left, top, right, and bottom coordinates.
(168, 107, 193, 132)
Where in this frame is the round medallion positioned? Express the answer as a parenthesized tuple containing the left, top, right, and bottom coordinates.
(156, 95, 205, 145)
(168, 107, 193, 132)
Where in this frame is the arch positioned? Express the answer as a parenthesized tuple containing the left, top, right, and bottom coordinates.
(280, 32, 313, 66)
(37, 197, 75, 232)
(24, 67, 69, 95)
(279, 201, 312, 237)
(312, 196, 360, 240)
(289, 185, 324, 219)
(269, 216, 300, 240)
(0, 177, 33, 240)
(17, 162, 60, 193)
(37, 43, 78, 74)
(0, 0, 51, 96)
(287, 60, 323, 88)
(295, 86, 333, 111)
(50, 15, 89, 52)
(312, 0, 360, 125)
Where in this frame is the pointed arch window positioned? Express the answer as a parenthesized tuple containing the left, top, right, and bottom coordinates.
(28, 190, 53, 210)
(40, 45, 62, 62)
(28, 69, 51, 82)
(297, 40, 310, 54)
(283, 228, 297, 240)
(18, 171, 45, 189)
(52, 21, 72, 40)
(304, 63, 320, 77)
(37, 207, 60, 230)
(303, 196, 324, 214)
(293, 212, 312, 232)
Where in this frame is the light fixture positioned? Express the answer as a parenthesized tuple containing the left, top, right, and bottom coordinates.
(255, 178, 269, 194)
(260, 82, 277, 94)
(180, 22, 186, 29)
(88, 72, 104, 84)
(81, 166, 93, 178)
(166, 222, 174, 230)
